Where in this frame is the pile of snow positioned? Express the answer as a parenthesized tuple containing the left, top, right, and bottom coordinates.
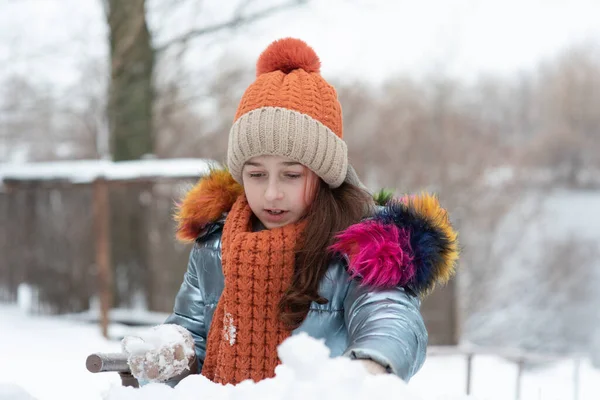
(105, 333, 471, 400)
(3, 303, 600, 400)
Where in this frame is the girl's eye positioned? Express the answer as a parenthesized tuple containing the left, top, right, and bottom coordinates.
(248, 173, 264, 178)
(285, 174, 301, 179)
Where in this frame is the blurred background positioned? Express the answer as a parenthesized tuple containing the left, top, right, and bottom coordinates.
(1, 0, 599, 398)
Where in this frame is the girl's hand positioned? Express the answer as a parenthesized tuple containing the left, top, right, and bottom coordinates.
(121, 324, 196, 382)
(358, 359, 387, 375)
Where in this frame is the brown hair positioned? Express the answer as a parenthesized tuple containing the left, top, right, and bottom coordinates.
(278, 179, 374, 329)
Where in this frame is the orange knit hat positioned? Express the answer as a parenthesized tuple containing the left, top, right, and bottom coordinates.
(227, 38, 349, 188)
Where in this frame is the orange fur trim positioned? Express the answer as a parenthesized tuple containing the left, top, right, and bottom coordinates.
(174, 169, 243, 243)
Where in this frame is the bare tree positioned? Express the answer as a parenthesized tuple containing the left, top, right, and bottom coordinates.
(154, 54, 254, 160)
(520, 46, 600, 187)
(105, 0, 155, 161)
(102, 0, 309, 161)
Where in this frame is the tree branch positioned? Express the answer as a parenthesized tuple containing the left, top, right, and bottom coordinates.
(155, 0, 308, 53)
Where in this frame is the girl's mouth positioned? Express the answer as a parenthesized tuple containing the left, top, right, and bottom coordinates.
(266, 209, 285, 215)
(264, 209, 288, 222)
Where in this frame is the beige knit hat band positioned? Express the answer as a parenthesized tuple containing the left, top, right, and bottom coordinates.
(227, 107, 348, 188)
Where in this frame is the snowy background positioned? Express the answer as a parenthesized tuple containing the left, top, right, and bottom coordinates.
(2, 1, 600, 399)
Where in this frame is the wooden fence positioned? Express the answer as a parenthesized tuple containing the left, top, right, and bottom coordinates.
(427, 345, 583, 400)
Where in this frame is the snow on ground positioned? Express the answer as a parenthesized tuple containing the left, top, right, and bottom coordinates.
(0, 384, 37, 400)
(0, 304, 122, 400)
(1, 303, 600, 400)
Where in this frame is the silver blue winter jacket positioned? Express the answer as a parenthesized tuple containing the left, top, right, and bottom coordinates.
(166, 169, 460, 383)
(165, 222, 427, 381)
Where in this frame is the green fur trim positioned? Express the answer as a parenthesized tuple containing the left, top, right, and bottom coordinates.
(373, 188, 395, 206)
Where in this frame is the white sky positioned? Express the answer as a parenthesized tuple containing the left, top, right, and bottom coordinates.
(1, 0, 600, 91)
(238, 0, 600, 82)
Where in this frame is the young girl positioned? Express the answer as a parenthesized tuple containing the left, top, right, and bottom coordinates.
(123, 37, 459, 386)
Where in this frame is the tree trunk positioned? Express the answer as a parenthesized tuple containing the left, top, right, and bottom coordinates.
(107, 0, 154, 161)
(105, 0, 154, 313)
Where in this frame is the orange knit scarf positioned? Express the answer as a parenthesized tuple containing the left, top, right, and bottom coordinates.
(201, 195, 305, 384)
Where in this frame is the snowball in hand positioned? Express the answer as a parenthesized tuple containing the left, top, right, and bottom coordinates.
(121, 324, 195, 382)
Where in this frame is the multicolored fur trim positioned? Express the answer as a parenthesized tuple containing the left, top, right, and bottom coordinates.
(174, 168, 243, 243)
(330, 193, 459, 296)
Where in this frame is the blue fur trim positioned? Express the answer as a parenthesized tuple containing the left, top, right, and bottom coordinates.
(372, 201, 454, 294)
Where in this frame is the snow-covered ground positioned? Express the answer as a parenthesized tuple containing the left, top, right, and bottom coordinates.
(1, 303, 599, 400)
(0, 304, 122, 400)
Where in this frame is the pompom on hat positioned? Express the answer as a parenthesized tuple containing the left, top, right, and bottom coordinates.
(227, 38, 353, 189)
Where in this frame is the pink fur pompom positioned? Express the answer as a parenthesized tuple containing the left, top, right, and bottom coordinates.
(330, 220, 415, 288)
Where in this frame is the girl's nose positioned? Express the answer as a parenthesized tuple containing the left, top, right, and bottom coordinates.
(264, 178, 283, 201)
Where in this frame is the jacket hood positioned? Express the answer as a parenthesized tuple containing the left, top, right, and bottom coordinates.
(174, 169, 459, 295)
(330, 193, 459, 296)
(174, 168, 243, 243)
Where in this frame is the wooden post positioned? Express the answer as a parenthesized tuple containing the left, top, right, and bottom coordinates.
(515, 358, 524, 400)
(466, 353, 473, 395)
(573, 357, 581, 400)
(93, 179, 112, 339)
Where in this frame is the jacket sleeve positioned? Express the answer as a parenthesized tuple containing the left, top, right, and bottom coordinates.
(164, 243, 209, 374)
(333, 193, 459, 381)
(343, 280, 428, 381)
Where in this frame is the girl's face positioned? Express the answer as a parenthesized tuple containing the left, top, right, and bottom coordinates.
(242, 155, 318, 229)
